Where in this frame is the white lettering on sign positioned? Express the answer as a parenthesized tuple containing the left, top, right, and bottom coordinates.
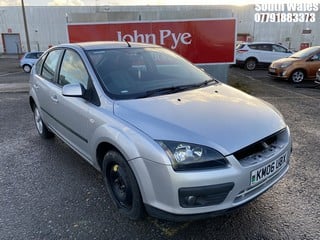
(117, 30, 192, 49)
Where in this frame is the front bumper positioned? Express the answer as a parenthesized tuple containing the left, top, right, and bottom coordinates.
(129, 128, 292, 221)
(268, 67, 290, 79)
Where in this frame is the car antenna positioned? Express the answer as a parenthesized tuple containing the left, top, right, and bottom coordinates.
(125, 38, 131, 47)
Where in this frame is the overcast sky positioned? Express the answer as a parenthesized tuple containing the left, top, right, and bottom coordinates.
(0, 0, 317, 6)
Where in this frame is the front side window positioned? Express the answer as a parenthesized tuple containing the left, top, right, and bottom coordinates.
(273, 45, 288, 53)
(87, 47, 214, 100)
(58, 50, 89, 89)
(41, 49, 63, 82)
(310, 52, 320, 61)
(26, 53, 38, 59)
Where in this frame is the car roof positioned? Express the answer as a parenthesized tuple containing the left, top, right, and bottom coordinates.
(243, 42, 281, 45)
(57, 41, 161, 51)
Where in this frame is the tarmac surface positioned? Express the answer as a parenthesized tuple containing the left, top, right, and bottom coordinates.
(0, 57, 29, 93)
(0, 59, 319, 239)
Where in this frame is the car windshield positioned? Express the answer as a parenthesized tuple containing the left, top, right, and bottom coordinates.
(289, 47, 320, 59)
(86, 47, 216, 100)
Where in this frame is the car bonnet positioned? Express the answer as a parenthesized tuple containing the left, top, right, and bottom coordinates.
(114, 84, 286, 155)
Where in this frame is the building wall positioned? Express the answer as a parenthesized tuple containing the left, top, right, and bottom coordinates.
(1, 5, 319, 82)
(1, 5, 319, 53)
(233, 5, 320, 51)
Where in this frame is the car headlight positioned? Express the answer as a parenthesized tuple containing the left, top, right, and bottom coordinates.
(280, 62, 292, 68)
(157, 140, 228, 171)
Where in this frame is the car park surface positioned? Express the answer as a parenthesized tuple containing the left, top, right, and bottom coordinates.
(1, 58, 320, 239)
(269, 46, 320, 83)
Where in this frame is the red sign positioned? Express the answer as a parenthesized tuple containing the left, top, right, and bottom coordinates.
(67, 19, 236, 64)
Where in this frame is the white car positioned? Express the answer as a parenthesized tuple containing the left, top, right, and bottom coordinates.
(19, 51, 43, 73)
(236, 42, 293, 71)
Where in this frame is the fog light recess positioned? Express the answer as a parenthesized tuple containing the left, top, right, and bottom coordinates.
(179, 183, 234, 208)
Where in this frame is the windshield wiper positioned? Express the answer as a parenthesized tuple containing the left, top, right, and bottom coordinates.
(137, 86, 191, 98)
(136, 79, 218, 99)
(196, 78, 218, 87)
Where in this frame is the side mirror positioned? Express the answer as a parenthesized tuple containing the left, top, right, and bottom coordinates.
(310, 55, 319, 61)
(62, 83, 85, 97)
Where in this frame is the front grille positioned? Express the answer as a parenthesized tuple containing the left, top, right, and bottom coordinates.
(268, 71, 277, 76)
(233, 128, 288, 167)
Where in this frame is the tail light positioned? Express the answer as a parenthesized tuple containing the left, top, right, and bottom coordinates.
(236, 50, 248, 54)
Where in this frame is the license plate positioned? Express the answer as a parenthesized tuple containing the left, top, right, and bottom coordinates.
(250, 154, 287, 186)
(269, 68, 276, 73)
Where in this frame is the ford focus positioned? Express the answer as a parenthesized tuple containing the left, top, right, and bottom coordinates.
(29, 41, 292, 221)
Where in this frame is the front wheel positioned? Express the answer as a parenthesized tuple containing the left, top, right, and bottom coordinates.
(23, 64, 32, 73)
(33, 105, 54, 138)
(102, 150, 144, 220)
(291, 70, 305, 83)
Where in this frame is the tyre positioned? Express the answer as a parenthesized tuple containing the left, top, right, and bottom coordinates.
(23, 64, 32, 73)
(33, 105, 54, 138)
(244, 58, 257, 71)
(102, 150, 144, 220)
(291, 70, 305, 83)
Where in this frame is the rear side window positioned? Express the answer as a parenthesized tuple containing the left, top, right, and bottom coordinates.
(41, 50, 63, 82)
(248, 44, 258, 50)
(249, 44, 272, 51)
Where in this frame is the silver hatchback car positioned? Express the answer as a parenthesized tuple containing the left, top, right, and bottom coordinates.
(29, 42, 292, 221)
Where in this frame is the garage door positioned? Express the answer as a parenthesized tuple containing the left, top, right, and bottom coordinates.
(2, 33, 21, 54)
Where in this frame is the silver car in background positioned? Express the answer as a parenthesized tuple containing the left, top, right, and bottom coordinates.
(20, 51, 43, 73)
(29, 42, 292, 221)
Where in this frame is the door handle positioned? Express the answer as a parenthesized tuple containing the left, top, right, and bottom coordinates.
(33, 84, 39, 89)
(50, 95, 58, 103)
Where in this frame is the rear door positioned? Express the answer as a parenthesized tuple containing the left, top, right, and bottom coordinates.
(48, 49, 98, 160)
(256, 44, 273, 63)
(33, 49, 64, 128)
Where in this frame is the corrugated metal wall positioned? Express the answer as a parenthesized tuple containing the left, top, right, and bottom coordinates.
(0, 5, 319, 53)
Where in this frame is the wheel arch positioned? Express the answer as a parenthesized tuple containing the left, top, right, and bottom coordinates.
(96, 142, 119, 171)
(290, 68, 307, 76)
(29, 96, 36, 112)
(245, 56, 258, 63)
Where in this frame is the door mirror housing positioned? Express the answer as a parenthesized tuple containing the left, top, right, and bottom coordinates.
(62, 83, 85, 97)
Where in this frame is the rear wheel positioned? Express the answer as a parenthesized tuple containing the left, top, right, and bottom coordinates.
(244, 59, 257, 71)
(291, 70, 305, 83)
(102, 150, 144, 220)
(33, 105, 54, 138)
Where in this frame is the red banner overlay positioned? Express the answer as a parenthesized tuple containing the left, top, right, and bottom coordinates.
(67, 19, 236, 64)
